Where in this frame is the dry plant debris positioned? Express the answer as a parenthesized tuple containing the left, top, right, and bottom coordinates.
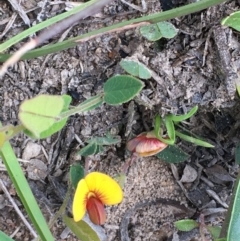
(0, 0, 240, 240)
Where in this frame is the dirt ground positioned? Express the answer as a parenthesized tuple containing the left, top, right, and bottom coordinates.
(0, 0, 240, 240)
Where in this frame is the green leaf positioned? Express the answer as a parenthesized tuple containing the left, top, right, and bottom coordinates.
(120, 60, 151, 79)
(156, 21, 178, 38)
(140, 24, 163, 41)
(235, 142, 240, 164)
(221, 11, 240, 31)
(207, 226, 221, 239)
(154, 115, 162, 138)
(24, 95, 71, 139)
(89, 135, 120, 146)
(0, 231, 15, 241)
(175, 131, 214, 148)
(154, 115, 175, 145)
(214, 239, 227, 241)
(78, 142, 98, 156)
(70, 163, 85, 189)
(170, 106, 198, 122)
(0, 0, 99, 52)
(94, 145, 104, 154)
(19, 95, 65, 138)
(63, 215, 106, 241)
(140, 21, 178, 41)
(227, 170, 240, 241)
(0, 125, 54, 241)
(236, 85, 240, 97)
(174, 219, 199, 231)
(156, 134, 175, 145)
(156, 145, 189, 163)
(103, 75, 144, 105)
(165, 115, 175, 143)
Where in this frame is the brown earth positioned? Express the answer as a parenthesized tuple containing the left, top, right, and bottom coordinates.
(0, 0, 239, 240)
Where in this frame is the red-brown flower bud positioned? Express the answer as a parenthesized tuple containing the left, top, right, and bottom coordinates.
(86, 196, 106, 225)
(127, 131, 167, 157)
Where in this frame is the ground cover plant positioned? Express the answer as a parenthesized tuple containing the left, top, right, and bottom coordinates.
(0, 0, 239, 240)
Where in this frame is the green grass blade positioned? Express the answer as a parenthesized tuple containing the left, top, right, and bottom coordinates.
(0, 0, 226, 61)
(226, 170, 240, 241)
(170, 106, 198, 122)
(0, 0, 98, 53)
(0, 135, 54, 241)
(220, 145, 240, 240)
(0, 231, 15, 241)
(157, 134, 175, 145)
(165, 115, 176, 143)
(154, 115, 162, 138)
(175, 131, 214, 148)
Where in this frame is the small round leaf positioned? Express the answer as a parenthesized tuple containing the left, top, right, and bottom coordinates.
(78, 142, 98, 156)
(175, 219, 199, 231)
(70, 164, 85, 189)
(120, 60, 151, 79)
(156, 22, 178, 39)
(19, 95, 65, 138)
(140, 24, 162, 41)
(221, 11, 240, 31)
(140, 21, 178, 41)
(23, 95, 72, 139)
(104, 75, 144, 105)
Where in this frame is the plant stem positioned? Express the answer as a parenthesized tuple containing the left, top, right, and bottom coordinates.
(59, 94, 104, 119)
(0, 0, 109, 53)
(0, 122, 54, 241)
(0, 0, 227, 62)
(48, 185, 72, 229)
(220, 169, 240, 239)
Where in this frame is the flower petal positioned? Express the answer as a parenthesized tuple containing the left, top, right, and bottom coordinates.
(72, 178, 89, 222)
(87, 197, 106, 225)
(135, 138, 167, 157)
(126, 135, 145, 152)
(85, 172, 123, 205)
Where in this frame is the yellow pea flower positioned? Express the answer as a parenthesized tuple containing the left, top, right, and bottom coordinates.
(73, 172, 123, 225)
(127, 131, 168, 157)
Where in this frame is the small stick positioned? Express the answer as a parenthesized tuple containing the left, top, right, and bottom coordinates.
(0, 179, 38, 238)
(0, 13, 17, 40)
(206, 189, 229, 208)
(7, 0, 31, 26)
(202, 27, 213, 67)
(0, 0, 115, 77)
(120, 0, 148, 13)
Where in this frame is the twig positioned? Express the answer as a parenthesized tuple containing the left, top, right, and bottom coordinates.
(0, 179, 38, 238)
(206, 189, 229, 208)
(0, 0, 115, 77)
(7, 0, 31, 26)
(202, 27, 213, 67)
(120, 0, 148, 13)
(10, 226, 21, 239)
(0, 13, 17, 40)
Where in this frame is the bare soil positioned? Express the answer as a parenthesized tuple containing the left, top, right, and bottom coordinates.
(0, 0, 240, 241)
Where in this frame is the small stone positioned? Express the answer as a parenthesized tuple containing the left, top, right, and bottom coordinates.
(27, 159, 47, 180)
(22, 142, 42, 160)
(180, 165, 197, 183)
